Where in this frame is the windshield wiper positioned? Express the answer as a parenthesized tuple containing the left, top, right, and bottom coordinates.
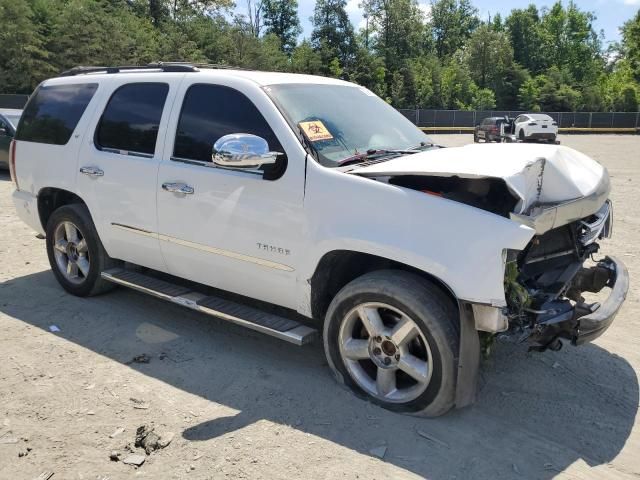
(337, 148, 418, 167)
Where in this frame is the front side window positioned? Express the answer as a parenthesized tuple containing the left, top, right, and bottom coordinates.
(173, 84, 283, 163)
(96, 83, 169, 156)
(16, 83, 98, 145)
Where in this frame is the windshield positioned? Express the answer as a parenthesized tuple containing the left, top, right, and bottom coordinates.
(264, 83, 433, 167)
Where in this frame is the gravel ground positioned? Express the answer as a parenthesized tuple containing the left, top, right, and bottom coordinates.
(0, 134, 638, 480)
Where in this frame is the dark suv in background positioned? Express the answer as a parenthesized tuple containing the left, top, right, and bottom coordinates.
(474, 116, 512, 143)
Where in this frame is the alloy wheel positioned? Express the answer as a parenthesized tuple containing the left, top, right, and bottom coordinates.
(52, 221, 90, 284)
(338, 302, 433, 403)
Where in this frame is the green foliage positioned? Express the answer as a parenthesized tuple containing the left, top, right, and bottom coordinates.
(0, 0, 637, 113)
(262, 0, 301, 53)
(311, 0, 356, 74)
(621, 10, 640, 83)
(430, 0, 480, 59)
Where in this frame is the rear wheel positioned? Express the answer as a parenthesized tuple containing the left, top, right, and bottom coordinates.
(323, 270, 459, 417)
(46, 204, 119, 296)
(473, 132, 479, 143)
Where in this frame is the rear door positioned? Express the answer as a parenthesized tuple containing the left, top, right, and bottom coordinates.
(76, 76, 181, 272)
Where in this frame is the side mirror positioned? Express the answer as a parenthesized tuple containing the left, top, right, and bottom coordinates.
(212, 133, 281, 170)
(0, 128, 7, 137)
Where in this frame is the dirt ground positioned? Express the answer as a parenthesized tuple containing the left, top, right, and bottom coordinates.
(0, 134, 638, 480)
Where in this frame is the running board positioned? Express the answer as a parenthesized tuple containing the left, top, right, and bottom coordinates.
(101, 268, 317, 345)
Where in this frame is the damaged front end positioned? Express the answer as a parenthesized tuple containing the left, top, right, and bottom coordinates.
(504, 200, 629, 351)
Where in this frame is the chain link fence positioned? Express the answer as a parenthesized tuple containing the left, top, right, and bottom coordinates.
(398, 109, 640, 131)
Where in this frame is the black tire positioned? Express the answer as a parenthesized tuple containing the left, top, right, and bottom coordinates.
(519, 130, 526, 142)
(323, 270, 459, 417)
(473, 132, 479, 143)
(46, 203, 119, 297)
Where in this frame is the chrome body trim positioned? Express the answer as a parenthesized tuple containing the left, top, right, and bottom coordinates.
(110, 223, 294, 272)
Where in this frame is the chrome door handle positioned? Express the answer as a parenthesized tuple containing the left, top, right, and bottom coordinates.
(80, 166, 104, 177)
(162, 182, 194, 195)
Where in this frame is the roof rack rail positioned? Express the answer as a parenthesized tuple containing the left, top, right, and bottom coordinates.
(58, 62, 200, 77)
(57, 61, 254, 77)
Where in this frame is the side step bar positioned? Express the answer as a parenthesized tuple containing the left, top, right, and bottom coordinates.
(101, 268, 317, 345)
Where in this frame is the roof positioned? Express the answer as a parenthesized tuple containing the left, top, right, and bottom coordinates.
(46, 64, 352, 88)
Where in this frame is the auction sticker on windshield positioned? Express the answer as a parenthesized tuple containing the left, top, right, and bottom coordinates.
(299, 120, 334, 142)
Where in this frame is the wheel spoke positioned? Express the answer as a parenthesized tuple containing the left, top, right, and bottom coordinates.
(342, 338, 370, 360)
(398, 354, 429, 384)
(77, 257, 90, 277)
(77, 239, 88, 254)
(64, 223, 78, 242)
(376, 367, 397, 397)
(390, 317, 418, 347)
(67, 262, 79, 278)
(54, 239, 68, 254)
(357, 306, 384, 337)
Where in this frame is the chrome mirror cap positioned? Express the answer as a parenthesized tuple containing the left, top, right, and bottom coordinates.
(212, 133, 280, 170)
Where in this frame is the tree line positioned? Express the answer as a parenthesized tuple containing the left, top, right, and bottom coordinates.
(1, 0, 639, 112)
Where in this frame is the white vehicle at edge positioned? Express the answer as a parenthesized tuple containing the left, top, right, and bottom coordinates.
(10, 64, 628, 417)
(514, 113, 559, 143)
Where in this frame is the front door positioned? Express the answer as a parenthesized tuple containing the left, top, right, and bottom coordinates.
(156, 81, 306, 310)
(76, 78, 179, 272)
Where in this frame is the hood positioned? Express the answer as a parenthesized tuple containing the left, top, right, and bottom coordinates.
(354, 143, 610, 233)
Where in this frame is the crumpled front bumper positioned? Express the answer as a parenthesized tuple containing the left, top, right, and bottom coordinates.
(528, 255, 629, 350)
(572, 255, 629, 345)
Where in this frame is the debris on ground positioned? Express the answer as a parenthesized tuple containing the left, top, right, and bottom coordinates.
(368, 445, 387, 459)
(416, 429, 450, 448)
(127, 354, 151, 365)
(18, 447, 32, 457)
(109, 427, 125, 439)
(552, 362, 561, 369)
(48, 325, 60, 333)
(122, 453, 146, 467)
(129, 398, 150, 410)
(135, 425, 174, 454)
(109, 451, 121, 462)
(34, 472, 54, 480)
(0, 436, 18, 445)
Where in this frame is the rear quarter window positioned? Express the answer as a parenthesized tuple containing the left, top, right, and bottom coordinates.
(16, 83, 98, 145)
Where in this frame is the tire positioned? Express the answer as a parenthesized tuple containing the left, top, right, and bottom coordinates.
(323, 270, 459, 417)
(46, 203, 119, 296)
(473, 132, 479, 143)
(519, 129, 526, 142)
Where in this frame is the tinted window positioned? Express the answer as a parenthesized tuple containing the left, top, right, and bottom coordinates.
(96, 83, 169, 156)
(174, 84, 282, 163)
(16, 83, 97, 145)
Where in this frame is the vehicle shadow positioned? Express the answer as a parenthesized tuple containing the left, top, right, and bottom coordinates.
(0, 270, 637, 479)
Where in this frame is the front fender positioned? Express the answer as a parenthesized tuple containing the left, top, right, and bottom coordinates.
(302, 162, 535, 307)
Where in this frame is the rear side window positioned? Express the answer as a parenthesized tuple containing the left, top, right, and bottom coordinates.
(16, 83, 98, 145)
(173, 84, 283, 162)
(96, 83, 169, 156)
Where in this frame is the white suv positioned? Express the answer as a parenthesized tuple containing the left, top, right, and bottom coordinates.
(10, 64, 628, 417)
(514, 113, 559, 143)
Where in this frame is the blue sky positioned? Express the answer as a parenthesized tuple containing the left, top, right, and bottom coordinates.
(236, 0, 640, 45)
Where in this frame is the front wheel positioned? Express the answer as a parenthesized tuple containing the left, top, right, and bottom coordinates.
(323, 270, 459, 417)
(519, 129, 526, 142)
(46, 204, 119, 296)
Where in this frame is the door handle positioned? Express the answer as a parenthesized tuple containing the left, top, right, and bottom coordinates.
(80, 166, 104, 177)
(162, 182, 194, 195)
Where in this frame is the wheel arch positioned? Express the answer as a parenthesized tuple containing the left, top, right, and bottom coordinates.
(38, 187, 87, 232)
(309, 249, 459, 322)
